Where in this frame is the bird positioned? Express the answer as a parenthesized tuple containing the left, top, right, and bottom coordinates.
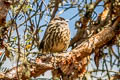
(39, 16, 70, 53)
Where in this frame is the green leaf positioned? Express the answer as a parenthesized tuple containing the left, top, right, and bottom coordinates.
(39, 29, 43, 33)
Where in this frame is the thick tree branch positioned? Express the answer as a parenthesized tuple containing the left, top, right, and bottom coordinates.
(0, 63, 53, 79)
(0, 0, 11, 26)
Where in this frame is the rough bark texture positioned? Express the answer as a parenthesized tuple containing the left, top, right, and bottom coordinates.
(0, 0, 11, 26)
(0, 0, 11, 49)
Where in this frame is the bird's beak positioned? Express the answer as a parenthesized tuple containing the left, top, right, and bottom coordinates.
(65, 19, 69, 22)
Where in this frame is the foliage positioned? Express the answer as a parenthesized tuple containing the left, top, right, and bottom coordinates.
(0, 0, 120, 80)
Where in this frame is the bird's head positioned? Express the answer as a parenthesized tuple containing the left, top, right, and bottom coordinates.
(52, 16, 69, 23)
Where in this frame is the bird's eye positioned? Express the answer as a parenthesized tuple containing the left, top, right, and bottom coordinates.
(60, 17, 65, 21)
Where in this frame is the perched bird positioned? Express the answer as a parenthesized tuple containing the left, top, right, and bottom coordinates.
(39, 16, 70, 53)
